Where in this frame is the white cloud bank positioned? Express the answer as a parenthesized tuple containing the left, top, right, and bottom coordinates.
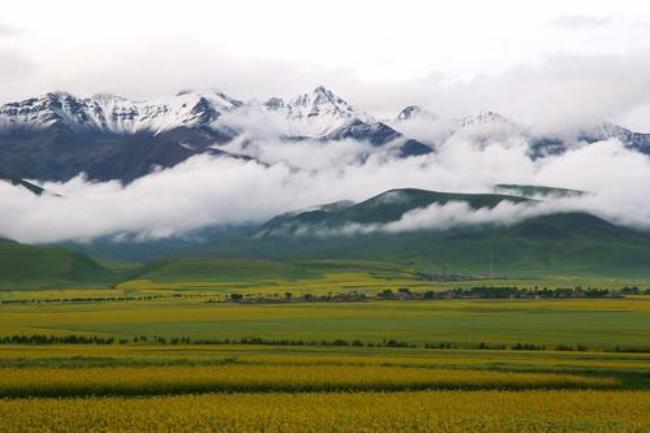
(1, 136, 650, 244)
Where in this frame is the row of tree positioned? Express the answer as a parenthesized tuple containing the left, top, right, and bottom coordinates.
(2, 334, 648, 354)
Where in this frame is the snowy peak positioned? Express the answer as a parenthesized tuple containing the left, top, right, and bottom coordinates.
(0, 92, 93, 132)
(570, 122, 650, 153)
(579, 122, 636, 142)
(264, 86, 364, 137)
(0, 86, 370, 139)
(287, 86, 356, 120)
(0, 90, 243, 135)
(459, 110, 510, 128)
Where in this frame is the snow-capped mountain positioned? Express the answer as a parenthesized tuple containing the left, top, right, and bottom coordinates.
(525, 122, 650, 158)
(263, 86, 361, 137)
(577, 122, 650, 152)
(0, 86, 433, 183)
(0, 90, 242, 135)
(447, 110, 528, 149)
(0, 86, 404, 142)
(390, 105, 650, 158)
(0, 90, 246, 183)
(1, 85, 649, 185)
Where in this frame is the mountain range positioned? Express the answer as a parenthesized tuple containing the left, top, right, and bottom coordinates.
(1, 86, 650, 185)
(0, 87, 430, 183)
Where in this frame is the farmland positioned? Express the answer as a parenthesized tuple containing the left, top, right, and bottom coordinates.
(2, 267, 650, 432)
(2, 297, 650, 349)
(3, 390, 650, 433)
(1, 343, 650, 432)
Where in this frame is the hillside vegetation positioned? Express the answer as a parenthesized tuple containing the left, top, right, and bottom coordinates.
(0, 240, 113, 289)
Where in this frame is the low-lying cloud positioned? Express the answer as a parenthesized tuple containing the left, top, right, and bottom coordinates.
(2, 135, 650, 244)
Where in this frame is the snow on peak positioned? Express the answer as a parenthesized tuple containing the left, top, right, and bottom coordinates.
(0, 86, 371, 139)
(0, 92, 93, 131)
(288, 86, 355, 119)
(0, 90, 244, 135)
(459, 110, 510, 128)
(581, 122, 630, 140)
(268, 86, 365, 136)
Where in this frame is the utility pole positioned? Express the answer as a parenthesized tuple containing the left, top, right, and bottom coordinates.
(489, 252, 494, 279)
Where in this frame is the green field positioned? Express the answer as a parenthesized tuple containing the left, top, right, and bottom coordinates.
(2, 297, 650, 350)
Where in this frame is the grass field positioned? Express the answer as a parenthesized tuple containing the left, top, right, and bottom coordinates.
(118, 257, 650, 292)
(5, 257, 650, 299)
(2, 298, 650, 349)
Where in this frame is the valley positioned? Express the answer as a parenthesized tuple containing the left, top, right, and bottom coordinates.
(4, 2, 650, 431)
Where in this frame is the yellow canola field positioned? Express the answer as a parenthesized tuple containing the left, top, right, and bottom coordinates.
(0, 365, 618, 397)
(1, 390, 649, 433)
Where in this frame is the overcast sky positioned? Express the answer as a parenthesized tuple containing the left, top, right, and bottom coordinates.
(2, 0, 650, 129)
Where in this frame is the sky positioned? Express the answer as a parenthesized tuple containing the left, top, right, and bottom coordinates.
(2, 0, 650, 130)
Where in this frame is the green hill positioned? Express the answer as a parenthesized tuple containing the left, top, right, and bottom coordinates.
(260, 188, 531, 235)
(0, 240, 114, 289)
(131, 257, 304, 282)
(53, 187, 650, 279)
(332, 189, 530, 224)
(187, 211, 650, 278)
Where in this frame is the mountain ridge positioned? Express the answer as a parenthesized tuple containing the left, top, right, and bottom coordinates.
(1, 86, 650, 185)
(0, 86, 433, 183)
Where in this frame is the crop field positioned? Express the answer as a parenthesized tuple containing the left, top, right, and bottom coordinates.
(3, 390, 650, 433)
(1, 343, 650, 432)
(114, 257, 650, 296)
(2, 275, 650, 432)
(2, 297, 650, 349)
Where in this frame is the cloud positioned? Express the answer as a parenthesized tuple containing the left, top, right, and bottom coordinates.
(2, 38, 650, 137)
(320, 199, 580, 237)
(0, 24, 23, 36)
(413, 52, 650, 134)
(0, 50, 36, 81)
(550, 15, 613, 29)
(3, 32, 650, 134)
(2, 133, 650, 245)
(1, 0, 650, 136)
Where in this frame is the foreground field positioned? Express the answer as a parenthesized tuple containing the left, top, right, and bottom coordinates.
(3, 390, 650, 433)
(2, 295, 649, 431)
(2, 344, 650, 432)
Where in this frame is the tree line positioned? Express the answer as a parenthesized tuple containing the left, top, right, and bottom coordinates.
(2, 334, 649, 354)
